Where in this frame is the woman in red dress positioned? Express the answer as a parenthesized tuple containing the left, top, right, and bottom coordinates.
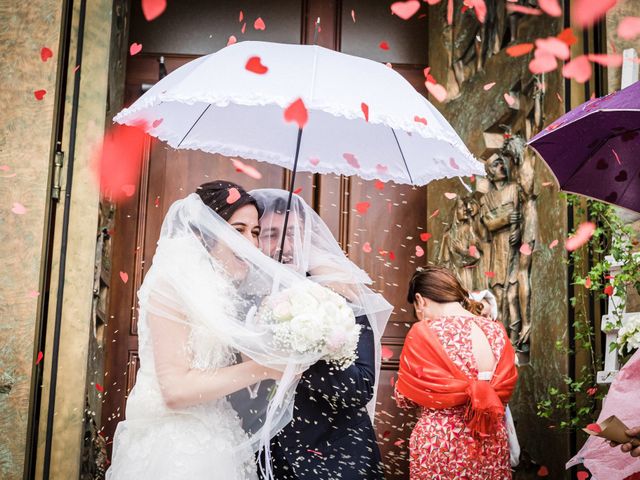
(395, 266, 518, 480)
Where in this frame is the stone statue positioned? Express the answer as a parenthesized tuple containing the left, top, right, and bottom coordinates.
(438, 196, 485, 291)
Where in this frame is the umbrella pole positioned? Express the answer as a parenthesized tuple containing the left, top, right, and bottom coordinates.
(278, 128, 304, 263)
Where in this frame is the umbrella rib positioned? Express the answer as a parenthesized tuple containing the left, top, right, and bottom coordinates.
(390, 128, 414, 184)
(177, 104, 212, 148)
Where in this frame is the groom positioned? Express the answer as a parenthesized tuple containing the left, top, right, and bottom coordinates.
(252, 190, 385, 480)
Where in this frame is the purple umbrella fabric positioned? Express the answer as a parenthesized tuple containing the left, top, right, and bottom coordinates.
(528, 80, 640, 213)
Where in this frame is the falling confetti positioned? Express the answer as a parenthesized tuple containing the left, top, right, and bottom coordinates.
(618, 16, 640, 40)
(129, 42, 143, 56)
(572, 0, 617, 28)
(444, 192, 457, 200)
(506, 43, 534, 57)
(549, 239, 559, 248)
(557, 28, 578, 46)
(355, 201, 371, 214)
(12, 202, 27, 214)
(232, 159, 262, 179)
(293, 187, 303, 194)
(374, 180, 385, 190)
(537, 465, 549, 477)
(362, 242, 372, 253)
(588, 53, 623, 67)
(227, 187, 241, 204)
(351, 9, 356, 22)
(519, 243, 532, 255)
(34, 89, 46, 100)
(254, 17, 266, 30)
(40, 47, 53, 62)
(484, 271, 496, 278)
(361, 102, 369, 122)
(585, 277, 592, 288)
(95, 383, 104, 392)
(415, 245, 425, 257)
(152, 118, 163, 128)
(538, 0, 562, 17)
(239, 10, 244, 22)
(483, 82, 496, 90)
(245, 56, 268, 74)
(27, 290, 40, 298)
(425, 81, 447, 103)
(227, 35, 237, 46)
(119, 271, 129, 283)
(429, 209, 440, 219)
(35, 351, 43, 365)
(343, 153, 360, 169)
(469, 245, 479, 257)
(504, 93, 516, 106)
(142, 0, 166, 21)
(379, 41, 390, 50)
(283, 98, 308, 129)
(506, 4, 542, 15)
(382, 346, 394, 360)
(414, 115, 427, 125)
(420, 232, 432, 242)
(565, 222, 596, 251)
(562, 55, 592, 83)
(390, 0, 421, 20)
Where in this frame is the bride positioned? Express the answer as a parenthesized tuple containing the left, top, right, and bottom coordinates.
(106, 181, 321, 479)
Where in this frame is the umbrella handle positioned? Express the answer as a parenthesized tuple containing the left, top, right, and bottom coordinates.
(278, 128, 304, 263)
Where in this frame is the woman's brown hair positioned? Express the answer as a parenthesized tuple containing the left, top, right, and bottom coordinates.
(407, 265, 484, 315)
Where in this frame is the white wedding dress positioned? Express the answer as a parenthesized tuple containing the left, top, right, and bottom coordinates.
(106, 262, 258, 480)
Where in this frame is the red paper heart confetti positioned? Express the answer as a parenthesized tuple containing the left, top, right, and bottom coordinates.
(95, 383, 104, 392)
(572, 0, 617, 28)
(129, 43, 143, 56)
(549, 239, 558, 249)
(394, 439, 405, 446)
(239, 10, 244, 22)
(444, 192, 457, 200)
(356, 201, 371, 214)
(539, 0, 561, 17)
(464, 0, 487, 22)
(537, 465, 549, 477)
(618, 16, 640, 40)
(34, 89, 46, 100)
(12, 202, 27, 215)
(588, 53, 623, 67)
(284, 98, 308, 129)
(382, 346, 394, 360)
(36, 351, 44, 365)
(361, 102, 369, 122)
(519, 243, 532, 255)
(586, 386, 597, 396)
(391, 0, 421, 20)
(415, 245, 425, 257)
(293, 187, 303, 195)
(506, 4, 542, 15)
(362, 242, 372, 253)
(351, 9, 356, 22)
(245, 56, 268, 74)
(379, 41, 390, 50)
(485, 271, 496, 278)
(254, 17, 266, 30)
(232, 159, 262, 179)
(241, 23, 246, 34)
(40, 46, 53, 62)
(576, 471, 590, 480)
(309, 157, 320, 166)
(504, 93, 516, 106)
(585, 277, 592, 288)
(529, 52, 558, 74)
(604, 285, 614, 296)
(506, 43, 534, 57)
(565, 222, 596, 251)
(343, 153, 360, 169)
(142, 0, 166, 21)
(414, 116, 428, 125)
(374, 180, 385, 190)
(420, 232, 432, 242)
(227, 35, 237, 46)
(425, 81, 447, 103)
(389, 251, 396, 261)
(535, 37, 570, 60)
(429, 209, 440, 219)
(119, 271, 129, 283)
(557, 28, 578, 46)
(227, 187, 241, 204)
(469, 245, 479, 258)
(586, 423, 601, 433)
(483, 82, 496, 90)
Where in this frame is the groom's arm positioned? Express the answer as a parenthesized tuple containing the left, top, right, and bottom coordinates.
(299, 315, 376, 410)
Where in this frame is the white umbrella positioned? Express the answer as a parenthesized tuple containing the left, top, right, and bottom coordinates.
(114, 40, 483, 185)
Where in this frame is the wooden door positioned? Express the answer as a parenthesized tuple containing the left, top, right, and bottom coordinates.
(102, 2, 429, 478)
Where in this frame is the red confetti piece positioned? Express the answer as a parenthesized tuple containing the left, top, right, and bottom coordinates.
(389, 251, 396, 261)
(506, 4, 542, 15)
(119, 271, 129, 284)
(549, 239, 558, 249)
(27, 290, 40, 298)
(309, 157, 320, 166)
(154, 196, 160, 208)
(537, 465, 549, 477)
(374, 180, 385, 190)
(394, 439, 405, 446)
(355, 201, 371, 214)
(565, 222, 596, 251)
(232, 159, 262, 179)
(142, 0, 166, 21)
(536, 37, 570, 60)
(464, 0, 487, 22)
(254, 17, 266, 30)
(382, 346, 394, 360)
(227, 187, 241, 204)
(34, 89, 46, 100)
(351, 9, 356, 22)
(529, 52, 558, 74)
(504, 93, 516, 106)
(245, 56, 268, 74)
(343, 153, 360, 169)
(469, 245, 479, 258)
(506, 43, 534, 57)
(283, 98, 308, 129)
(586, 423, 602, 433)
(12, 202, 27, 215)
(577, 471, 590, 480)
(588, 53, 623, 67)
(362, 242, 372, 253)
(95, 383, 104, 392)
(239, 10, 244, 22)
(391, 0, 421, 20)
(447, 0, 453, 24)
(152, 118, 163, 128)
(415, 245, 425, 257)
(604, 285, 614, 296)
(425, 81, 447, 103)
(444, 192, 457, 200)
(586, 386, 597, 396)
(227, 35, 237, 46)
(557, 28, 578, 46)
(429, 209, 439, 219)
(484, 271, 495, 278)
(36, 351, 43, 365)
(572, 0, 617, 28)
(129, 43, 142, 56)
(390, 375, 396, 387)
(379, 41, 390, 50)
(40, 47, 53, 62)
(585, 277, 592, 288)
(420, 232, 432, 242)
(483, 82, 496, 90)
(618, 16, 640, 40)
(241, 23, 246, 34)
(293, 187, 303, 194)
(361, 102, 369, 122)
(539, 0, 562, 17)
(519, 243, 532, 255)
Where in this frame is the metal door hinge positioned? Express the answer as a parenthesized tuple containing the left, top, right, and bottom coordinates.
(52, 150, 64, 200)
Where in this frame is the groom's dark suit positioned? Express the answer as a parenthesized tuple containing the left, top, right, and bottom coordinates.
(263, 314, 384, 479)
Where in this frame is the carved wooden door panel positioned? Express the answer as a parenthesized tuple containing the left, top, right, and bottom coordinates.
(103, 2, 429, 478)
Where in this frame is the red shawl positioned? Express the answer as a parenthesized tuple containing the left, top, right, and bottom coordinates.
(396, 319, 518, 438)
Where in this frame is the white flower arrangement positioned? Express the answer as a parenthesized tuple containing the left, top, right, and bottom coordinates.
(259, 281, 361, 369)
(617, 313, 640, 354)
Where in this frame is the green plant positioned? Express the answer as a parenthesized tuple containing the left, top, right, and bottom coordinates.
(536, 195, 640, 431)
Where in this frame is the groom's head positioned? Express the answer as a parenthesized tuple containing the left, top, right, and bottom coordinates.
(255, 194, 306, 265)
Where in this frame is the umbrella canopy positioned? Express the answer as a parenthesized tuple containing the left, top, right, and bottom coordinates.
(528, 80, 640, 212)
(114, 40, 483, 185)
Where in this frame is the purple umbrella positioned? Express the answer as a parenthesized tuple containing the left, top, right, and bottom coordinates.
(528, 80, 640, 212)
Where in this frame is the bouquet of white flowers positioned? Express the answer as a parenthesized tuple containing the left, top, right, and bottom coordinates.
(617, 313, 640, 354)
(258, 281, 362, 369)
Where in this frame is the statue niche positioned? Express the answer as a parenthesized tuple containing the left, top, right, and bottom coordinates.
(439, 135, 537, 354)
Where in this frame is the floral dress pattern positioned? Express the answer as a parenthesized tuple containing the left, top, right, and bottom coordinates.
(395, 315, 511, 480)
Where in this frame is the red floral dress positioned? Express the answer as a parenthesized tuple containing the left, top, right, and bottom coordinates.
(395, 315, 511, 480)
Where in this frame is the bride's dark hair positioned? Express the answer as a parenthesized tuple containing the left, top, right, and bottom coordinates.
(195, 180, 262, 221)
(407, 265, 484, 315)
